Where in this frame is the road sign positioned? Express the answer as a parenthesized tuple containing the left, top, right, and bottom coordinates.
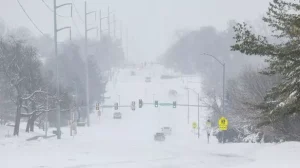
(192, 122, 197, 129)
(218, 117, 228, 131)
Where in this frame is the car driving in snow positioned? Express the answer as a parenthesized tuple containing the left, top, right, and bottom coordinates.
(130, 71, 136, 76)
(145, 77, 151, 82)
(113, 112, 122, 119)
(154, 132, 165, 141)
(161, 127, 172, 135)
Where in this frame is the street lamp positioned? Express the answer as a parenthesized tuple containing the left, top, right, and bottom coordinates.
(200, 53, 225, 114)
(186, 87, 201, 139)
(152, 94, 155, 102)
(186, 81, 201, 124)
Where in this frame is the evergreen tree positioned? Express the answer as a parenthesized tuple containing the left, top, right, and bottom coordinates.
(231, 0, 300, 139)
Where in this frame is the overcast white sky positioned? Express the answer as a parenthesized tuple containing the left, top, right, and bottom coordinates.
(0, 0, 271, 62)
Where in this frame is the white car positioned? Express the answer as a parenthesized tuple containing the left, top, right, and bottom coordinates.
(113, 112, 122, 119)
(161, 127, 172, 135)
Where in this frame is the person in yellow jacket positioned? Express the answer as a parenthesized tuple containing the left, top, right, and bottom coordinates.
(206, 119, 212, 143)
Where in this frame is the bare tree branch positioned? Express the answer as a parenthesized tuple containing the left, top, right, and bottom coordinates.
(22, 89, 46, 100)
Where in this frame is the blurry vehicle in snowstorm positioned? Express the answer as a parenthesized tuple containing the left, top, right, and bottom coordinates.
(113, 112, 122, 119)
(161, 127, 172, 135)
(145, 77, 151, 83)
(154, 132, 165, 141)
(130, 71, 136, 76)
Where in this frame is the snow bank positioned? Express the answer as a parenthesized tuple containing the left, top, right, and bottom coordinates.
(236, 142, 300, 168)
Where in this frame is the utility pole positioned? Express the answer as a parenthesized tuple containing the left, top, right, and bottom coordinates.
(126, 28, 128, 58)
(84, 1, 97, 127)
(53, 0, 72, 139)
(99, 10, 102, 40)
(107, 7, 110, 37)
(99, 9, 110, 40)
(120, 21, 123, 44)
(113, 14, 116, 38)
(45, 82, 49, 137)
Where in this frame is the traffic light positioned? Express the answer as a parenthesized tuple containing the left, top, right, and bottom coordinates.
(131, 101, 136, 111)
(139, 99, 143, 108)
(173, 101, 176, 108)
(155, 100, 158, 107)
(114, 102, 118, 110)
(96, 103, 99, 110)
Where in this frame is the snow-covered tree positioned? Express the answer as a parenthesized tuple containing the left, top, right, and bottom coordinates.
(232, 0, 300, 140)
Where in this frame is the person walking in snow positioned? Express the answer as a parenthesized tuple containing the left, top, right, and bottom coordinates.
(206, 119, 212, 144)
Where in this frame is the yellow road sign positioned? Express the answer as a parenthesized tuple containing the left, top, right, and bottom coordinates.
(192, 122, 197, 129)
(218, 117, 228, 131)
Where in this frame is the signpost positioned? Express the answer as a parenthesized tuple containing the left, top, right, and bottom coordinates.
(192, 122, 198, 135)
(192, 122, 197, 129)
(218, 116, 228, 143)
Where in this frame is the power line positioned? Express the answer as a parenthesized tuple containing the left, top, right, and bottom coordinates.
(17, 0, 45, 36)
(72, 0, 84, 23)
(72, 18, 83, 38)
(41, 0, 70, 18)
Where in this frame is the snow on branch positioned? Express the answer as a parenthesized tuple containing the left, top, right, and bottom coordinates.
(21, 108, 55, 117)
(22, 89, 47, 100)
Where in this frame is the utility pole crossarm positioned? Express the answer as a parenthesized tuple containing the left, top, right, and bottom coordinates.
(56, 3, 72, 9)
(57, 26, 71, 32)
(87, 27, 98, 32)
(56, 3, 73, 17)
(87, 11, 97, 21)
(87, 11, 96, 15)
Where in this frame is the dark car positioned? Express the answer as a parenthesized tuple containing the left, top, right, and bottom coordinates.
(154, 132, 165, 141)
(113, 112, 122, 119)
(145, 77, 151, 82)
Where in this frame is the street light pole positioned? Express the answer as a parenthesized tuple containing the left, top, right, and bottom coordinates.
(152, 94, 155, 102)
(187, 81, 201, 124)
(200, 53, 226, 143)
(200, 53, 225, 114)
(197, 93, 200, 139)
(222, 64, 225, 114)
(187, 89, 190, 124)
(187, 87, 200, 139)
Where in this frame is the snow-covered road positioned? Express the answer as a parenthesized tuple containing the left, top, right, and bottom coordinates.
(0, 65, 299, 168)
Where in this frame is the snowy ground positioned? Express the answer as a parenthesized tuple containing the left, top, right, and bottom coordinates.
(0, 64, 299, 168)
